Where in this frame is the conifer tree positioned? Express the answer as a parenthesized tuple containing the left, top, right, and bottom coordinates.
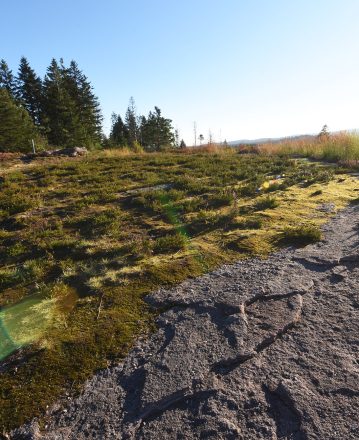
(141, 106, 174, 151)
(65, 60, 102, 147)
(125, 97, 138, 147)
(43, 58, 102, 148)
(180, 139, 186, 149)
(318, 124, 329, 141)
(109, 113, 128, 147)
(0, 59, 16, 97)
(43, 58, 78, 146)
(0, 89, 37, 152)
(16, 57, 43, 126)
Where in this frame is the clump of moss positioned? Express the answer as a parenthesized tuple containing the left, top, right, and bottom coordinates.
(226, 235, 273, 256)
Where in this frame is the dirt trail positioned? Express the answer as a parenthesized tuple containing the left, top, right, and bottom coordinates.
(12, 205, 359, 439)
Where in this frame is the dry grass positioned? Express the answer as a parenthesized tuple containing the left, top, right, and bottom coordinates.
(260, 132, 359, 167)
(97, 147, 144, 158)
(181, 143, 236, 155)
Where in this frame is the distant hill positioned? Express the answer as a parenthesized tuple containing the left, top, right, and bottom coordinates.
(228, 134, 315, 146)
(228, 129, 358, 146)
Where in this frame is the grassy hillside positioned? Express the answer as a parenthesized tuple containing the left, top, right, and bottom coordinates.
(0, 150, 358, 430)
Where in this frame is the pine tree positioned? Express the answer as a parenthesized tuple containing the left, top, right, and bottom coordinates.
(0, 59, 16, 97)
(0, 89, 37, 152)
(109, 113, 128, 147)
(125, 97, 138, 147)
(16, 57, 43, 126)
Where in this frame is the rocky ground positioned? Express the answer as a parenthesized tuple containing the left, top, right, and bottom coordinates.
(11, 205, 359, 439)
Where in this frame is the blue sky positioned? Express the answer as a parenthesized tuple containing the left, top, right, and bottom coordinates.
(2, 0, 359, 144)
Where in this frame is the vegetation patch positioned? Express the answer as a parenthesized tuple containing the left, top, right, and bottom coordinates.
(0, 151, 357, 431)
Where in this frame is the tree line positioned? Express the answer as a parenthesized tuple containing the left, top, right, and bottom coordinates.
(0, 57, 185, 153)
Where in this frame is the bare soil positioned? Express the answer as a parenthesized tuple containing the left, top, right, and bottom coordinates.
(11, 205, 359, 439)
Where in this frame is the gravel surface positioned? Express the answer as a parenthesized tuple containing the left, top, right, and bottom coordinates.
(11, 205, 359, 439)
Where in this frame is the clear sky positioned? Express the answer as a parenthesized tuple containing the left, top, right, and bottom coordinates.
(1, 0, 359, 144)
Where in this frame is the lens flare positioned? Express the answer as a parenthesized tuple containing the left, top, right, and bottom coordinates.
(158, 192, 208, 267)
(0, 287, 77, 361)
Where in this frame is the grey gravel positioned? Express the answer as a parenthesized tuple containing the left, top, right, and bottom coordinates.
(11, 205, 359, 440)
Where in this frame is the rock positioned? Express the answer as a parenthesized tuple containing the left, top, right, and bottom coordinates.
(316, 203, 336, 213)
(51, 147, 88, 157)
(331, 265, 349, 280)
(21, 147, 88, 161)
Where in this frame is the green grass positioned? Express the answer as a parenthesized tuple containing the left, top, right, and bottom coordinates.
(0, 150, 357, 432)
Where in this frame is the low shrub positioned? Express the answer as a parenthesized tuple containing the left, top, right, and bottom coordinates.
(230, 216, 263, 230)
(310, 190, 323, 197)
(69, 208, 123, 237)
(0, 190, 37, 215)
(206, 191, 233, 208)
(279, 225, 322, 246)
(254, 196, 279, 211)
(153, 233, 187, 254)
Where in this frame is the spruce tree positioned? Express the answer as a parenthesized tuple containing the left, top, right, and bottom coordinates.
(43, 58, 102, 148)
(0, 89, 37, 152)
(65, 60, 102, 147)
(125, 97, 138, 147)
(43, 58, 78, 146)
(0, 59, 16, 97)
(16, 57, 43, 126)
(141, 106, 174, 151)
(180, 139, 186, 149)
(110, 113, 128, 147)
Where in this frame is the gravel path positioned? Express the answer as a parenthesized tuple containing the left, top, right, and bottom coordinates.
(12, 205, 359, 439)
